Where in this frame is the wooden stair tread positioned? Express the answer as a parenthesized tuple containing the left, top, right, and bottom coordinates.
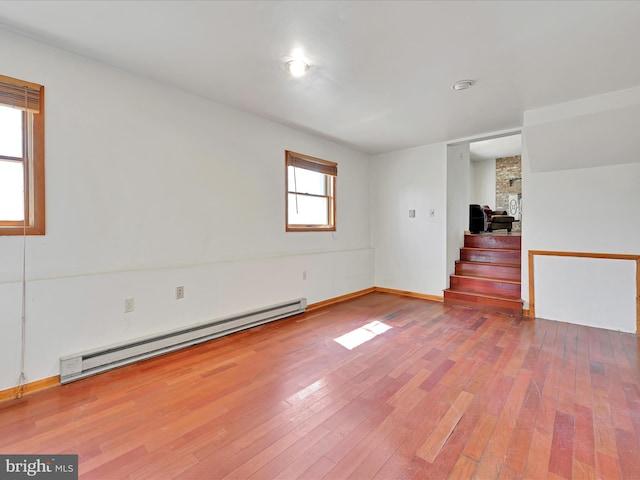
(460, 248, 521, 266)
(444, 289, 523, 316)
(463, 234, 521, 250)
(461, 247, 521, 253)
(454, 265, 521, 282)
(450, 274, 521, 285)
(444, 289, 523, 302)
(450, 282, 521, 295)
(455, 260, 520, 268)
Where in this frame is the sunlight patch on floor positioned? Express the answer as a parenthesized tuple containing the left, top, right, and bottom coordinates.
(334, 321, 392, 350)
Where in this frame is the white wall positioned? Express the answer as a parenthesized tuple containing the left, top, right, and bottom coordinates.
(522, 86, 640, 332)
(0, 30, 373, 390)
(525, 86, 640, 172)
(533, 255, 636, 332)
(446, 144, 471, 281)
(471, 158, 496, 207)
(371, 144, 447, 296)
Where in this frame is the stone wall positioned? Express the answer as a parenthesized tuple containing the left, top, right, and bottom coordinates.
(495, 155, 522, 232)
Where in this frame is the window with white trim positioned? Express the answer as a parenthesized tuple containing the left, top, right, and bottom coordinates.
(285, 150, 336, 232)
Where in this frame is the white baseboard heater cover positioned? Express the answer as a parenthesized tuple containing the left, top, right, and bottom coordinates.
(60, 297, 306, 384)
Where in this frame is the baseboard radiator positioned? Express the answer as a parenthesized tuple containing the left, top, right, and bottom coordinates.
(60, 298, 306, 384)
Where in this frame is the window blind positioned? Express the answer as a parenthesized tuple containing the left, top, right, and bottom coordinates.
(286, 151, 337, 177)
(0, 74, 43, 113)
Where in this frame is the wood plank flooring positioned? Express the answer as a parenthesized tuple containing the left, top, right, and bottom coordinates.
(2, 292, 640, 479)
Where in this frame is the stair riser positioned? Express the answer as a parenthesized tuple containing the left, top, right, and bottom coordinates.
(455, 262, 521, 281)
(464, 235, 521, 250)
(450, 277, 521, 299)
(444, 290, 523, 316)
(460, 249, 521, 265)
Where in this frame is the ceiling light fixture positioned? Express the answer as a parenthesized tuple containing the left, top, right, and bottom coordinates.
(286, 59, 310, 77)
(452, 79, 475, 91)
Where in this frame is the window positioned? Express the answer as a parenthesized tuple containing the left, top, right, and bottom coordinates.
(0, 74, 45, 235)
(285, 150, 337, 232)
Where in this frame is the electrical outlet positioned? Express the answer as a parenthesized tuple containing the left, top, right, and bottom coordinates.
(429, 209, 435, 217)
(409, 209, 416, 218)
(124, 297, 135, 313)
(176, 286, 184, 299)
(302, 271, 307, 280)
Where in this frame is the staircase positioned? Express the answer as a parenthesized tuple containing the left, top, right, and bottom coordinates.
(444, 233, 523, 315)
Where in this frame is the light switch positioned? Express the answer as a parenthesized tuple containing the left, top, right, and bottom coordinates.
(409, 209, 416, 218)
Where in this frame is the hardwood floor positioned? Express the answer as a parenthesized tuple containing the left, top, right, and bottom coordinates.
(2, 292, 640, 479)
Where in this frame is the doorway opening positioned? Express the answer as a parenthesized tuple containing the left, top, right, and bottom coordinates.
(469, 133, 522, 232)
(444, 131, 524, 314)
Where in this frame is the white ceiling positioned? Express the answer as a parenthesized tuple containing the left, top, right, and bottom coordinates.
(470, 134, 521, 162)
(0, 1, 639, 155)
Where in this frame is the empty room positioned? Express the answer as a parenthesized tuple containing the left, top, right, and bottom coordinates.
(1, 1, 640, 479)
